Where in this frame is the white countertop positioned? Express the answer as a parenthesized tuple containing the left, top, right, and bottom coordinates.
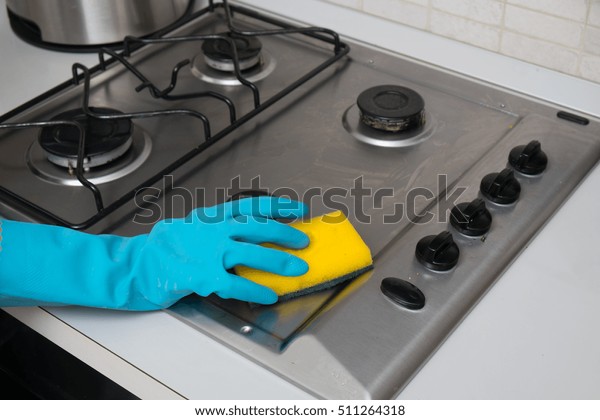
(1, 0, 599, 399)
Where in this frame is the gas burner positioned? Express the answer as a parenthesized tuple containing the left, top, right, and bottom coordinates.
(357, 85, 425, 132)
(191, 34, 276, 86)
(343, 85, 435, 148)
(202, 33, 263, 72)
(39, 107, 133, 170)
(28, 113, 152, 186)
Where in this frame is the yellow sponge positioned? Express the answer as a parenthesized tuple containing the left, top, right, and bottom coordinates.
(235, 210, 373, 300)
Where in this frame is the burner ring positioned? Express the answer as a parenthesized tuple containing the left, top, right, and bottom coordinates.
(39, 107, 133, 169)
(357, 85, 425, 132)
(191, 49, 276, 86)
(342, 104, 436, 148)
(204, 54, 261, 72)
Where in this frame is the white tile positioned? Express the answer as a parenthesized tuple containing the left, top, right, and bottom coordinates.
(431, 0, 504, 25)
(323, 0, 363, 9)
(430, 10, 501, 50)
(579, 54, 600, 83)
(504, 5, 583, 48)
(501, 32, 579, 75)
(363, 0, 429, 29)
(583, 26, 600, 55)
(506, 0, 587, 22)
(589, 0, 600, 27)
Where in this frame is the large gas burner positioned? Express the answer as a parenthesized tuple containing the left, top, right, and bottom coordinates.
(343, 84, 436, 148)
(357, 85, 426, 133)
(39, 107, 134, 171)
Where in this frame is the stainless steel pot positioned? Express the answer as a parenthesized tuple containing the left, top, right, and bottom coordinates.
(6, 0, 191, 46)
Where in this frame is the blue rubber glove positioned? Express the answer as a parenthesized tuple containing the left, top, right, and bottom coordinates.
(0, 197, 309, 310)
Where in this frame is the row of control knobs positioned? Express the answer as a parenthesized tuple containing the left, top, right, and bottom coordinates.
(381, 141, 548, 310)
(416, 141, 547, 271)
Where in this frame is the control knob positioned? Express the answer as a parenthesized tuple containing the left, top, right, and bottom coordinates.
(509, 140, 547, 175)
(415, 231, 460, 271)
(480, 168, 521, 205)
(450, 198, 492, 236)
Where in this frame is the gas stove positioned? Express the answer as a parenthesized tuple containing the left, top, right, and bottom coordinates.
(1, 0, 599, 399)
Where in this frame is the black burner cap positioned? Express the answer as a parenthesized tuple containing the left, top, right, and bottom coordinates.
(202, 33, 262, 61)
(357, 85, 425, 132)
(39, 107, 133, 159)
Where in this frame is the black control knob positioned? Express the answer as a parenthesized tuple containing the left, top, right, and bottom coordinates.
(450, 198, 492, 236)
(380, 277, 425, 310)
(509, 140, 547, 175)
(415, 231, 460, 271)
(480, 168, 521, 205)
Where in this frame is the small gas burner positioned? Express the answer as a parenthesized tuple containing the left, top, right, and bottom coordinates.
(202, 33, 263, 72)
(191, 33, 276, 86)
(343, 85, 434, 148)
(357, 85, 425, 133)
(39, 107, 134, 170)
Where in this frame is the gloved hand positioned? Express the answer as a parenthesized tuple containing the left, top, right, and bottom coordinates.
(0, 197, 309, 310)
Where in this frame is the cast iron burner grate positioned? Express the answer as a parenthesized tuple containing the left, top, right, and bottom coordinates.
(0, 0, 349, 230)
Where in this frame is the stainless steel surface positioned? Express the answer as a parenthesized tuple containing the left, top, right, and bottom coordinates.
(6, 0, 190, 45)
(170, 109, 600, 398)
(1, 6, 599, 399)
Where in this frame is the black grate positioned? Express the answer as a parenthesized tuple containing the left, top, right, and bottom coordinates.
(0, 0, 350, 230)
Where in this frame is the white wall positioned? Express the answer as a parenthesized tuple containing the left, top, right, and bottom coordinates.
(324, 0, 600, 83)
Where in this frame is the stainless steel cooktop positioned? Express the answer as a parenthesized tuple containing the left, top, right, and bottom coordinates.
(1, 1, 599, 399)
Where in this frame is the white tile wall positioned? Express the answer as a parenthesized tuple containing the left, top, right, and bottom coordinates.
(506, 0, 587, 22)
(430, 10, 501, 50)
(580, 55, 600, 83)
(362, 0, 429, 29)
(501, 32, 579, 74)
(431, 0, 504, 25)
(322, 0, 600, 84)
(590, 0, 600, 27)
(584, 26, 600, 55)
(504, 5, 583, 48)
